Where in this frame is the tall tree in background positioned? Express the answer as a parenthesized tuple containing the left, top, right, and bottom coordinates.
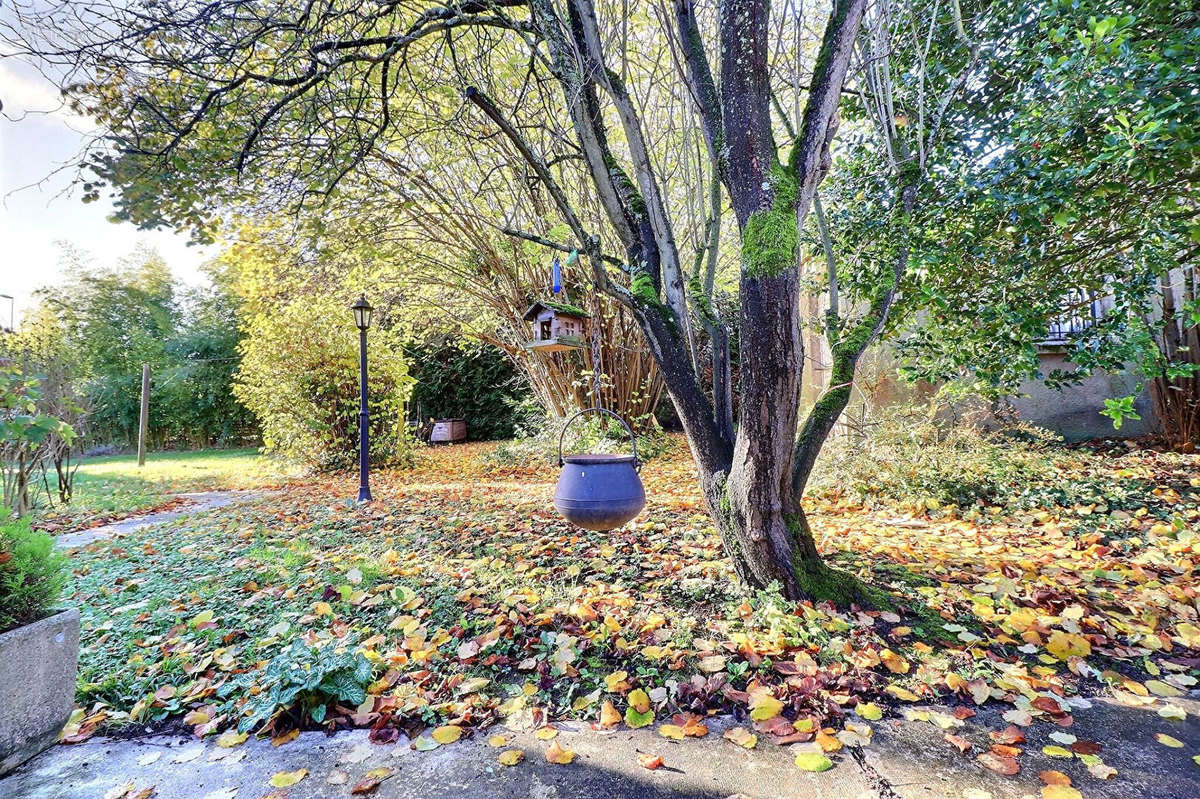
(17, 246, 254, 448)
(889, 1, 1199, 449)
(2, 0, 1017, 602)
(40, 246, 176, 445)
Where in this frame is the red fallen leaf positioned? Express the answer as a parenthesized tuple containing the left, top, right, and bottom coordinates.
(753, 716, 796, 737)
(989, 744, 1021, 758)
(1070, 740, 1102, 755)
(976, 752, 1020, 776)
(989, 726, 1026, 745)
(637, 753, 664, 770)
(773, 661, 802, 675)
(1051, 714, 1074, 728)
(773, 731, 816, 745)
(952, 707, 976, 720)
(1032, 696, 1065, 715)
(944, 733, 972, 754)
(368, 726, 401, 744)
(722, 686, 751, 704)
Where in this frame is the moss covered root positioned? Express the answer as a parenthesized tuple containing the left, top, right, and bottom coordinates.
(794, 559, 895, 611)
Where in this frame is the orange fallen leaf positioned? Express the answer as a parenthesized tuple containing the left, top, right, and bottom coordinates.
(944, 733, 972, 754)
(976, 752, 1019, 776)
(989, 726, 1026, 745)
(271, 728, 299, 747)
(350, 767, 394, 795)
(545, 740, 575, 765)
(597, 701, 622, 729)
(637, 753, 664, 770)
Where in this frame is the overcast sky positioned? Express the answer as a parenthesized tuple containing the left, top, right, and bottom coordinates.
(1, 56, 216, 327)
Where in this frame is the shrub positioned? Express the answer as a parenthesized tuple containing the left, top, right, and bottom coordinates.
(222, 640, 375, 732)
(811, 401, 1074, 510)
(0, 517, 69, 633)
(1, 362, 76, 517)
(235, 295, 414, 471)
(407, 341, 527, 440)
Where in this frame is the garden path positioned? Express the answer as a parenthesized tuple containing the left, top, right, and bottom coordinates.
(54, 491, 262, 549)
(2, 694, 1197, 799)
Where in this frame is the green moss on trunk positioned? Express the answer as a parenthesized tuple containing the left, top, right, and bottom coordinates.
(785, 513, 892, 609)
(742, 164, 799, 278)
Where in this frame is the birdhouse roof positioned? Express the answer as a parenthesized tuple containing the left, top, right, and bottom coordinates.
(521, 299, 590, 321)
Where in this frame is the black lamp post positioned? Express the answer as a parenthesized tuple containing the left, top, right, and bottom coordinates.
(351, 294, 373, 502)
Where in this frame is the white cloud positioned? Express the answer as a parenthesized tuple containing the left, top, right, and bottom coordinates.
(0, 60, 99, 132)
(0, 60, 211, 324)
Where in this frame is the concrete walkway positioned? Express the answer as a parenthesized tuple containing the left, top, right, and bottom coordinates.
(3, 696, 1197, 799)
(55, 491, 257, 549)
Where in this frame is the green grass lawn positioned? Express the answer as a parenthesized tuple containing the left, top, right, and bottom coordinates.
(35, 448, 294, 531)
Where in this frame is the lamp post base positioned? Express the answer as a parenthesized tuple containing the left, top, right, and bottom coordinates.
(357, 486, 372, 503)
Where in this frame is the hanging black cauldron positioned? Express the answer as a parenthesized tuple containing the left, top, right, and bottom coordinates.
(554, 408, 646, 531)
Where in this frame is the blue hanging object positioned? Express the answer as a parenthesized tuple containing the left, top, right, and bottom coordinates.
(551, 255, 562, 294)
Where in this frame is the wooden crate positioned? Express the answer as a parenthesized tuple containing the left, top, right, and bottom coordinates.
(430, 418, 467, 443)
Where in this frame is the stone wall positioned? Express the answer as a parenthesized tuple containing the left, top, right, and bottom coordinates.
(1006, 352, 1157, 441)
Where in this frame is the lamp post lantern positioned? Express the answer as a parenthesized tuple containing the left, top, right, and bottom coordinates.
(351, 294, 373, 502)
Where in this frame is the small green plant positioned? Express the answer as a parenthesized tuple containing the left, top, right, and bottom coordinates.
(811, 401, 1079, 510)
(222, 639, 375, 732)
(484, 410, 672, 467)
(0, 516, 68, 633)
(1, 362, 76, 517)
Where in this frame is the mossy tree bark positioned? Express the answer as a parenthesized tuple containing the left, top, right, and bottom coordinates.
(430, 0, 875, 603)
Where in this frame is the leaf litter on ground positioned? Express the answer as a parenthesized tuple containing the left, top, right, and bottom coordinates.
(62, 438, 1199, 785)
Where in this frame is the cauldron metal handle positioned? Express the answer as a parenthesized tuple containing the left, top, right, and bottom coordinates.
(557, 407, 640, 469)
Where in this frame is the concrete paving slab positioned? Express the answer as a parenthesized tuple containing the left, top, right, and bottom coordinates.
(3, 695, 1197, 799)
(55, 491, 259, 549)
(863, 693, 1200, 799)
(0, 718, 873, 799)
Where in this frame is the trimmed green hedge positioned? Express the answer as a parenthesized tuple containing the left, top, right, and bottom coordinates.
(408, 342, 528, 440)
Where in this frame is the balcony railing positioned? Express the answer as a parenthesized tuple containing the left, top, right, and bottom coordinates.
(1040, 289, 1101, 347)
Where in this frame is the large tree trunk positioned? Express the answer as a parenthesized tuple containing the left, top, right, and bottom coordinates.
(698, 0, 870, 601)
(520, 0, 871, 602)
(695, 262, 879, 605)
(724, 269, 808, 594)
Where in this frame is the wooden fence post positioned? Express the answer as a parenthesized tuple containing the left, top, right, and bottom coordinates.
(137, 363, 150, 467)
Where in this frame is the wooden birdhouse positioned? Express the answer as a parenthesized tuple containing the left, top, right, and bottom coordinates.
(522, 299, 589, 352)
